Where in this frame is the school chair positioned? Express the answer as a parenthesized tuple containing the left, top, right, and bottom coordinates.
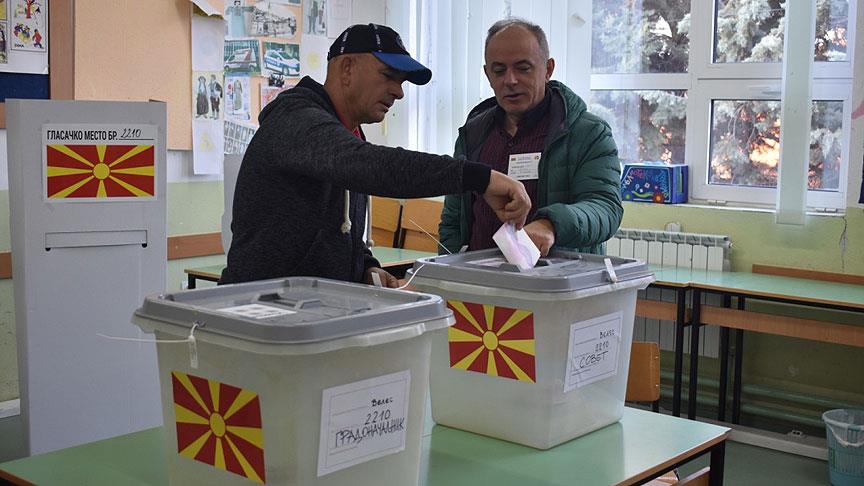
(626, 341, 661, 412)
(369, 196, 402, 248)
(399, 198, 444, 252)
(628, 341, 680, 486)
(676, 467, 711, 485)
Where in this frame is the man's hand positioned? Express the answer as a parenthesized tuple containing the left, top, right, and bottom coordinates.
(482, 171, 531, 229)
(524, 219, 555, 256)
(364, 267, 399, 288)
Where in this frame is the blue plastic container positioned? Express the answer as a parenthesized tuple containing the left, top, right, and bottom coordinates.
(823, 409, 864, 486)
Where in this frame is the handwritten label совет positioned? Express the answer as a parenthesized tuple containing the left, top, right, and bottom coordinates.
(563, 311, 623, 392)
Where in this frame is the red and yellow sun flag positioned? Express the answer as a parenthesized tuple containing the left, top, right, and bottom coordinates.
(46, 144, 154, 198)
(447, 300, 536, 383)
(171, 371, 266, 484)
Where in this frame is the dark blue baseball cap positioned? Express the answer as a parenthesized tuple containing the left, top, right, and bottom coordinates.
(327, 23, 432, 85)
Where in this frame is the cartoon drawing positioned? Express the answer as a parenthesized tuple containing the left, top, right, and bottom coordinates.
(226, 0, 251, 38)
(304, 0, 325, 35)
(23, 0, 38, 19)
(233, 79, 243, 112)
(0, 23, 7, 63)
(209, 75, 223, 119)
(196, 76, 209, 117)
(10, 0, 43, 51)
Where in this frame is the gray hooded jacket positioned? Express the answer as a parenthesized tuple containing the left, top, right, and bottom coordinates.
(221, 76, 490, 284)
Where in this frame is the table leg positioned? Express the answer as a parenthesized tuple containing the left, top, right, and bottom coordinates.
(732, 297, 745, 424)
(718, 295, 731, 421)
(688, 288, 702, 420)
(187, 274, 197, 290)
(709, 440, 727, 486)
(718, 327, 729, 421)
(673, 287, 687, 417)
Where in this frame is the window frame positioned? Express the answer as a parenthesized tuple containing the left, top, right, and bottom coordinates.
(686, 78, 852, 208)
(588, 0, 857, 211)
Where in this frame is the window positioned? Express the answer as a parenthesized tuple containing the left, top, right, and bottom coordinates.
(589, 0, 855, 210)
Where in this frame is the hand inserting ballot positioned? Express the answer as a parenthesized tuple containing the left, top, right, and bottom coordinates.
(482, 171, 531, 230)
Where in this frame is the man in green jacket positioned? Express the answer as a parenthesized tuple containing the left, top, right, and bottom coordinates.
(439, 18, 623, 256)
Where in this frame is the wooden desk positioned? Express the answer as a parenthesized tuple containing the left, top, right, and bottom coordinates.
(183, 248, 436, 288)
(0, 407, 729, 486)
(649, 266, 864, 422)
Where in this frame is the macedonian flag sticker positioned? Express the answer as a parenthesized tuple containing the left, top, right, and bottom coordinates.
(46, 144, 154, 199)
(447, 300, 536, 383)
(171, 371, 266, 483)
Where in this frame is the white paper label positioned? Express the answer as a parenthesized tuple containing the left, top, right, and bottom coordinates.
(507, 152, 541, 180)
(317, 370, 411, 476)
(217, 303, 296, 319)
(564, 311, 623, 392)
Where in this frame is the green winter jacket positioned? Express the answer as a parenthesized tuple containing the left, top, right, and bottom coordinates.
(439, 80, 623, 255)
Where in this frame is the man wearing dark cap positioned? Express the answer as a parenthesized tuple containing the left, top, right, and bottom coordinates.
(221, 24, 531, 287)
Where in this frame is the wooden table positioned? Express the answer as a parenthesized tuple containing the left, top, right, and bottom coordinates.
(648, 266, 864, 421)
(0, 407, 730, 486)
(184, 247, 436, 288)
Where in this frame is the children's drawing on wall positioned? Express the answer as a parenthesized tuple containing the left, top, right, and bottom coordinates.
(225, 76, 252, 122)
(192, 119, 225, 174)
(193, 71, 223, 120)
(300, 33, 328, 82)
(262, 41, 299, 76)
(326, 0, 350, 38)
(224, 39, 260, 75)
(250, 1, 302, 40)
(225, 0, 254, 38)
(303, 0, 326, 36)
(11, 0, 45, 51)
(260, 81, 295, 111)
(0, 22, 7, 63)
(260, 85, 283, 111)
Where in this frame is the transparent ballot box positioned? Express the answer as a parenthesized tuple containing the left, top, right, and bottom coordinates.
(409, 250, 654, 449)
(133, 278, 453, 485)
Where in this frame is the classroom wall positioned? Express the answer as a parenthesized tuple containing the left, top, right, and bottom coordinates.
(621, 204, 864, 275)
(622, 203, 864, 410)
(0, 1, 861, 414)
(0, 0, 390, 403)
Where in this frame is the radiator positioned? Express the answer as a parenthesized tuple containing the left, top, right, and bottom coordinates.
(607, 228, 732, 358)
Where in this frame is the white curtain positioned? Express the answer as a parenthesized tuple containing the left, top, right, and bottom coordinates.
(386, 0, 592, 156)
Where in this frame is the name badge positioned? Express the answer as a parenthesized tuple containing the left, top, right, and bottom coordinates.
(507, 152, 541, 180)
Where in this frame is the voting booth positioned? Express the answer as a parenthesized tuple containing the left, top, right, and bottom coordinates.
(410, 250, 654, 449)
(7, 99, 167, 454)
(133, 278, 453, 485)
(220, 154, 243, 255)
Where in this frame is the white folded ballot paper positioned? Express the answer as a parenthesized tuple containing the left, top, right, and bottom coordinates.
(492, 223, 541, 271)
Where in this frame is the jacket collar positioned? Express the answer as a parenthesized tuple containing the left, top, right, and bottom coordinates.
(462, 81, 567, 160)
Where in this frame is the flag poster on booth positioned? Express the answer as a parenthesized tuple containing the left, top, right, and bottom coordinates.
(42, 124, 158, 202)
